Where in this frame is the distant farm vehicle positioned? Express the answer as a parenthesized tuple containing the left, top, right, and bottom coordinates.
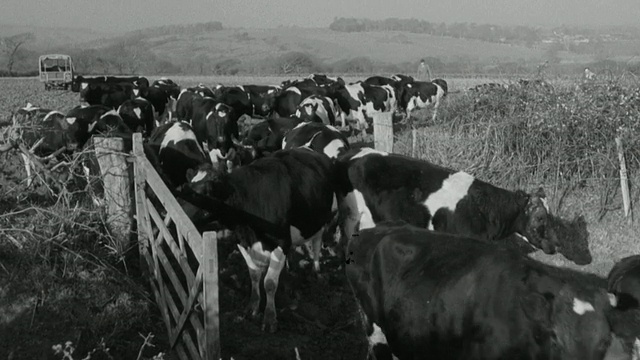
(39, 54, 74, 91)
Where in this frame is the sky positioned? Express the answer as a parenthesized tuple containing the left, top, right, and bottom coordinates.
(2, 0, 640, 32)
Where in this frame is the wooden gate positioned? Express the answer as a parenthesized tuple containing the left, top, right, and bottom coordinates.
(131, 133, 220, 360)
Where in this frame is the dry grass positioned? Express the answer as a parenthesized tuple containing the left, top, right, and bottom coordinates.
(394, 76, 640, 278)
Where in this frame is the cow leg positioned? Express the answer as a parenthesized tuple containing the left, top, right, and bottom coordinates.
(309, 226, 325, 273)
(237, 244, 266, 319)
(356, 305, 395, 360)
(262, 247, 286, 333)
(20, 153, 33, 187)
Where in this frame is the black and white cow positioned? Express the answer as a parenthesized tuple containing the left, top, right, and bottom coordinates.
(346, 222, 616, 360)
(4, 104, 72, 186)
(80, 81, 136, 109)
(282, 122, 349, 160)
(175, 88, 203, 122)
(151, 78, 181, 122)
(334, 148, 592, 265)
(64, 105, 113, 150)
(240, 117, 304, 159)
(307, 74, 345, 87)
(215, 85, 281, 119)
(606, 255, 640, 357)
(117, 98, 156, 136)
(294, 95, 342, 126)
(146, 121, 211, 190)
(73, 75, 149, 93)
(180, 147, 337, 333)
(399, 79, 448, 121)
(333, 83, 398, 132)
(133, 86, 171, 124)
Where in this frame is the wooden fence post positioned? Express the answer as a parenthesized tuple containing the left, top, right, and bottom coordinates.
(615, 136, 633, 224)
(93, 136, 133, 254)
(372, 112, 394, 153)
(202, 231, 220, 360)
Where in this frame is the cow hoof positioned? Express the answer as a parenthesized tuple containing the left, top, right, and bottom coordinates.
(262, 318, 278, 333)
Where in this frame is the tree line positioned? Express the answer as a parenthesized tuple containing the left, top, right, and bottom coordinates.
(329, 17, 542, 46)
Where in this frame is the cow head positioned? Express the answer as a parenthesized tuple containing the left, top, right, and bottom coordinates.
(522, 273, 616, 359)
(295, 102, 320, 123)
(515, 188, 560, 256)
(205, 103, 241, 169)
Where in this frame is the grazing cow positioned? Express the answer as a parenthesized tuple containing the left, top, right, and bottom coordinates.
(346, 222, 616, 360)
(399, 79, 448, 121)
(333, 83, 398, 132)
(335, 148, 593, 265)
(117, 98, 155, 136)
(294, 95, 342, 126)
(180, 147, 337, 333)
(146, 121, 210, 190)
(391, 74, 415, 83)
(74, 75, 149, 93)
(282, 122, 349, 159)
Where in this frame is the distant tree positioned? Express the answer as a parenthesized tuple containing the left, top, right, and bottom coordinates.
(0, 33, 35, 75)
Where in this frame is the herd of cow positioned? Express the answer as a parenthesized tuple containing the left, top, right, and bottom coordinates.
(4, 73, 640, 359)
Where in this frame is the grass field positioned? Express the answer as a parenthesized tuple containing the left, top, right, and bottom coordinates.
(1, 74, 639, 359)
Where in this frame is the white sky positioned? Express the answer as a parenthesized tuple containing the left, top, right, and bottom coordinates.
(2, 0, 639, 32)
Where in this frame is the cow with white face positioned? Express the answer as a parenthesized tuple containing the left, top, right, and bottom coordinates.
(294, 95, 343, 126)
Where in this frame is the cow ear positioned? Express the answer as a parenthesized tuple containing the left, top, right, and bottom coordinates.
(521, 292, 553, 329)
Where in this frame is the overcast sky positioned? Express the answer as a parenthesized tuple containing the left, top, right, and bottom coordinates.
(2, 0, 640, 32)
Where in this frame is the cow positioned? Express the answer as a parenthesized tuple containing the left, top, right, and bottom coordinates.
(151, 78, 181, 122)
(333, 83, 398, 132)
(146, 121, 211, 190)
(398, 79, 448, 121)
(273, 80, 340, 118)
(294, 95, 342, 126)
(201, 103, 240, 172)
(282, 122, 349, 160)
(133, 86, 172, 124)
(240, 117, 304, 159)
(307, 74, 345, 87)
(117, 98, 155, 136)
(74, 75, 149, 93)
(214, 85, 281, 119)
(3, 105, 73, 187)
(334, 147, 593, 265)
(187, 84, 215, 98)
(64, 105, 113, 150)
(80, 82, 135, 109)
(606, 255, 640, 357)
(346, 221, 617, 360)
(179, 147, 337, 333)
(175, 88, 203, 122)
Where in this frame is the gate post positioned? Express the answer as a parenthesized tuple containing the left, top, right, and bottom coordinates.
(202, 231, 220, 360)
(93, 136, 133, 255)
(372, 112, 394, 153)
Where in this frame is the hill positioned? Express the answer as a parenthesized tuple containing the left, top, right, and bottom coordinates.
(3, 22, 639, 75)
